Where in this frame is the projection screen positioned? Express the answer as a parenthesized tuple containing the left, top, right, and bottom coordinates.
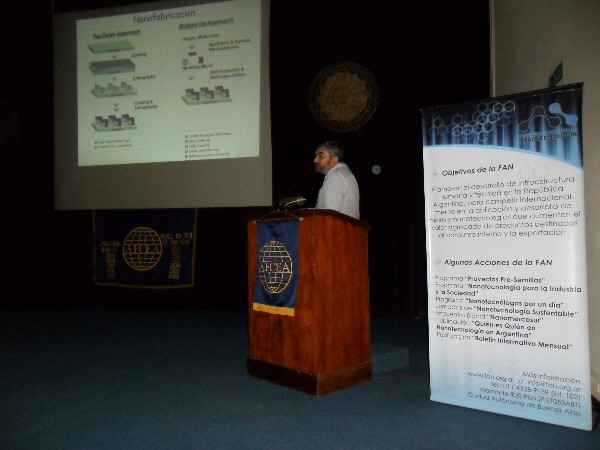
(53, 0, 271, 209)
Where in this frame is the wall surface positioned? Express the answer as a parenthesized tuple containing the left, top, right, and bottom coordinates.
(0, 1, 490, 316)
(491, 0, 600, 401)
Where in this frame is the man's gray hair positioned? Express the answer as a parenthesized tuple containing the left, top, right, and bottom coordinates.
(318, 140, 344, 161)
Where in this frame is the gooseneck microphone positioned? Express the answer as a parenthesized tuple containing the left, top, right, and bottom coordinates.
(271, 166, 314, 212)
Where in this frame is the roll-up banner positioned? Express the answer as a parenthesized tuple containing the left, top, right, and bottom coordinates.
(421, 84, 592, 430)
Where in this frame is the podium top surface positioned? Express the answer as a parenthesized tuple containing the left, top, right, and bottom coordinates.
(248, 208, 370, 229)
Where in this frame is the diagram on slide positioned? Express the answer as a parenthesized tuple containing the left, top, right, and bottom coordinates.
(89, 59, 136, 75)
(76, 0, 262, 165)
(88, 40, 134, 53)
(182, 85, 232, 104)
(92, 114, 137, 131)
(87, 40, 139, 131)
(92, 82, 137, 97)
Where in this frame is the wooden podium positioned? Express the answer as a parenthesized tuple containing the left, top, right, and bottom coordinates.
(247, 208, 371, 395)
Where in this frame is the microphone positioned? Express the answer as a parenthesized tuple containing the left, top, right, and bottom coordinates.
(272, 166, 313, 211)
(279, 196, 306, 209)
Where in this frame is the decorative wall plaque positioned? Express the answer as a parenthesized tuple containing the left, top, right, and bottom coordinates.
(308, 61, 379, 132)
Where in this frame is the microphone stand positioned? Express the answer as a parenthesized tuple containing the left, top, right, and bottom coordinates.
(270, 166, 314, 212)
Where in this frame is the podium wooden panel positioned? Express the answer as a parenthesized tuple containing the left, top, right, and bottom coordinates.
(247, 209, 371, 395)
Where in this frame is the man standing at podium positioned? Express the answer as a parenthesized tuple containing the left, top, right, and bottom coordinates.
(313, 140, 360, 220)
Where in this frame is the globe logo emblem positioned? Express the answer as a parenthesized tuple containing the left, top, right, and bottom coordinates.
(122, 226, 163, 271)
(258, 240, 293, 294)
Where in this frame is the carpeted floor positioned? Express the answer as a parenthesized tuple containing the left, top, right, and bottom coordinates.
(1, 306, 598, 449)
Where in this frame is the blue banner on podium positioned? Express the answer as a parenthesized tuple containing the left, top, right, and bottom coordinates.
(253, 219, 299, 316)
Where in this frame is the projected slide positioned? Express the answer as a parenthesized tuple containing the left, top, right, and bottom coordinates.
(76, 0, 260, 166)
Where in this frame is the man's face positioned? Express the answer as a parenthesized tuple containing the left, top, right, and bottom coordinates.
(314, 146, 338, 175)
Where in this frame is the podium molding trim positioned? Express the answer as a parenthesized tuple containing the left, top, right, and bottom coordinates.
(247, 357, 372, 396)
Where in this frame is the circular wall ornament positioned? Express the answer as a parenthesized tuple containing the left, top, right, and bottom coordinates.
(309, 61, 379, 132)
